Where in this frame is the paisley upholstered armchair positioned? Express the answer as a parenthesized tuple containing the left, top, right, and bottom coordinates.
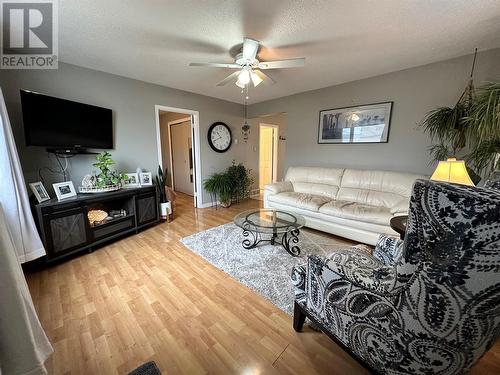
(292, 179, 500, 374)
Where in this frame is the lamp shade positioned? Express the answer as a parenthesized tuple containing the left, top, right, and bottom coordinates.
(430, 157, 474, 186)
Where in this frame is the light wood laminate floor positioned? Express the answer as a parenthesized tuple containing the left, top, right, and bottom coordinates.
(26, 193, 500, 374)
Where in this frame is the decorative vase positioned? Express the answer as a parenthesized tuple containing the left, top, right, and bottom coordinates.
(160, 202, 171, 220)
(220, 200, 231, 208)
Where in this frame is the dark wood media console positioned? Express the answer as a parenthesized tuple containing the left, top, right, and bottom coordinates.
(33, 186, 159, 262)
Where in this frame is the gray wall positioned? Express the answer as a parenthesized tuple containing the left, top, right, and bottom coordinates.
(0, 62, 246, 205)
(248, 48, 500, 176)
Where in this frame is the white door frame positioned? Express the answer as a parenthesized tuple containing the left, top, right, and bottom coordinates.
(155, 105, 202, 208)
(167, 117, 191, 193)
(259, 123, 279, 185)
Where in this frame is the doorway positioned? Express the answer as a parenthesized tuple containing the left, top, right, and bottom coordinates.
(169, 118, 194, 195)
(155, 105, 202, 207)
(259, 123, 279, 190)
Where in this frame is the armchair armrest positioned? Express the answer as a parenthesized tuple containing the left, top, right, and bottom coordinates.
(320, 249, 396, 293)
(291, 264, 307, 304)
(264, 181, 293, 195)
(372, 234, 404, 266)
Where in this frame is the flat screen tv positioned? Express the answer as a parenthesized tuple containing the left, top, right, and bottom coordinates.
(20, 90, 113, 150)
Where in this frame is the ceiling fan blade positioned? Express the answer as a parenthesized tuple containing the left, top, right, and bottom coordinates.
(253, 69, 276, 85)
(242, 38, 259, 60)
(216, 70, 241, 86)
(258, 58, 305, 69)
(189, 62, 240, 69)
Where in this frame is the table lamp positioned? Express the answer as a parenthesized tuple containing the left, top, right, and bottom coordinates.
(430, 157, 474, 186)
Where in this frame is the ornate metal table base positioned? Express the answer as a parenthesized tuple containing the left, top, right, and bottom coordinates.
(242, 227, 301, 256)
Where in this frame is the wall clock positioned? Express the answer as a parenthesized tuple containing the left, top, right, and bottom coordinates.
(208, 122, 232, 153)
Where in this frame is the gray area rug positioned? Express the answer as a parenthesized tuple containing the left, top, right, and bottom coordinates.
(181, 223, 363, 315)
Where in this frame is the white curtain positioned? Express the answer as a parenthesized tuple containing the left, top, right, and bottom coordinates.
(0, 203, 53, 375)
(0, 89, 52, 374)
(0, 87, 46, 262)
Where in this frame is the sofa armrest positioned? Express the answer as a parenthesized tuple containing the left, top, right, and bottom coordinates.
(390, 199, 409, 215)
(264, 181, 293, 195)
(373, 234, 404, 266)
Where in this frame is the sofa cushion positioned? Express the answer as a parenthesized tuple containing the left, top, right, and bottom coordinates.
(285, 166, 344, 199)
(319, 200, 393, 225)
(337, 169, 424, 208)
(268, 192, 332, 212)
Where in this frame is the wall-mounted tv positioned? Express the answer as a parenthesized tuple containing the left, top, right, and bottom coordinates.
(20, 90, 113, 150)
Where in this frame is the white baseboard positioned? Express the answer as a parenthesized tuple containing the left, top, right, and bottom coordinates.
(250, 188, 261, 196)
(199, 201, 220, 208)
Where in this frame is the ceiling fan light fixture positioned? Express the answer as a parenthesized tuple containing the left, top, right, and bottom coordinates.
(250, 71, 263, 87)
(237, 69, 250, 85)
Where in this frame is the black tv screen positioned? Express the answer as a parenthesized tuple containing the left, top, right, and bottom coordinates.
(20, 90, 113, 149)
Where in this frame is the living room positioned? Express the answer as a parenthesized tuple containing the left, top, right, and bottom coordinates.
(1, 1, 499, 375)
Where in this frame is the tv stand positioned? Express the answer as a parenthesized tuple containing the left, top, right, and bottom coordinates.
(32, 186, 159, 263)
(46, 148, 99, 155)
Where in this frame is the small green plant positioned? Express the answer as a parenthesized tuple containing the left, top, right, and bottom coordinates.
(92, 152, 125, 188)
(155, 165, 168, 203)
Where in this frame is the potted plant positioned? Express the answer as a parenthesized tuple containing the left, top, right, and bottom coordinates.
(227, 161, 254, 203)
(464, 82, 500, 177)
(203, 172, 234, 207)
(92, 152, 126, 188)
(155, 165, 171, 220)
(420, 81, 500, 182)
(203, 161, 253, 207)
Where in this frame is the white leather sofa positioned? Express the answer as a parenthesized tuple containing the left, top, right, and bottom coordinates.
(264, 166, 426, 245)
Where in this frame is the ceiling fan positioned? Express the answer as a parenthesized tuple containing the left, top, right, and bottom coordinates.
(189, 37, 305, 88)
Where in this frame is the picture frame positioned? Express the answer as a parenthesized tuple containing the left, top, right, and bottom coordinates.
(123, 173, 140, 188)
(52, 181, 77, 201)
(318, 101, 393, 144)
(29, 181, 50, 203)
(140, 172, 153, 186)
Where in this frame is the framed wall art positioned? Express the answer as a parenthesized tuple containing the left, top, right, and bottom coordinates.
(318, 102, 393, 144)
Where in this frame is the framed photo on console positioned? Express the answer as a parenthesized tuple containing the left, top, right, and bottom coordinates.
(29, 181, 50, 203)
(140, 172, 152, 186)
(123, 173, 140, 188)
(318, 102, 393, 144)
(53, 181, 77, 200)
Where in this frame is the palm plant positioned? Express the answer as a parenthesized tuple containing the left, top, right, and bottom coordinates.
(421, 103, 468, 161)
(420, 50, 500, 179)
(464, 82, 500, 173)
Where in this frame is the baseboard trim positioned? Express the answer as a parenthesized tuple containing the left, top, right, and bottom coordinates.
(199, 201, 220, 208)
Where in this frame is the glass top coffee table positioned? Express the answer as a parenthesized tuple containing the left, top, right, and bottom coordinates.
(234, 209, 306, 256)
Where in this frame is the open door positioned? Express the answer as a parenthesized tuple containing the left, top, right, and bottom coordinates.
(155, 105, 201, 208)
(259, 123, 278, 190)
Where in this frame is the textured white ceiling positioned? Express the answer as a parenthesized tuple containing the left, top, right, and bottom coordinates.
(59, 0, 500, 104)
